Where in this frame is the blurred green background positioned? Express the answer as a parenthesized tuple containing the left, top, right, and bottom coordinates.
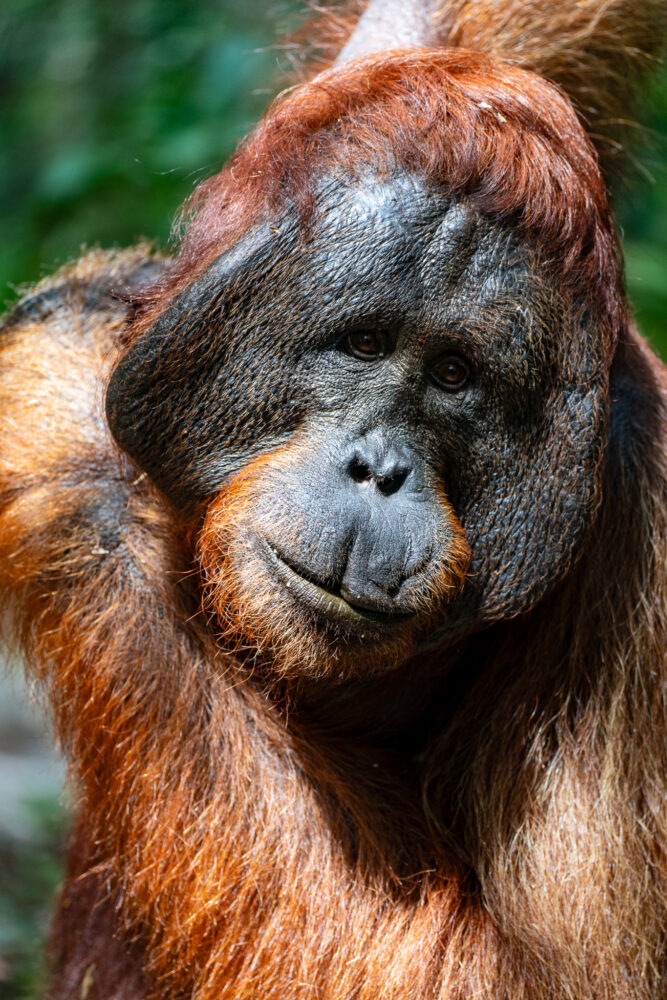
(0, 1, 665, 997)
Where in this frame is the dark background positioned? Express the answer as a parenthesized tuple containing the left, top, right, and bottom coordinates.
(0, 2, 665, 997)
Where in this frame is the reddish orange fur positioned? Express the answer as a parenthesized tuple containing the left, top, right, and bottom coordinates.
(1, 2, 666, 997)
(303, 0, 667, 171)
(0, 269, 664, 997)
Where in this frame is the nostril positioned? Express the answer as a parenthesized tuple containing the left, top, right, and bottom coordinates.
(376, 468, 409, 496)
(348, 455, 410, 495)
(348, 456, 374, 485)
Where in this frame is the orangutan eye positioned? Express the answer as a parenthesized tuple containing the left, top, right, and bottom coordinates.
(430, 354, 470, 391)
(342, 330, 388, 360)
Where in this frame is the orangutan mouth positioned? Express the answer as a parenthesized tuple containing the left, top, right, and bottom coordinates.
(259, 538, 411, 630)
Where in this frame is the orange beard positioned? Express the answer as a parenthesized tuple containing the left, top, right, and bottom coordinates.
(196, 451, 471, 681)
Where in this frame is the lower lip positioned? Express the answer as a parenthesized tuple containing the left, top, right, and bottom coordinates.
(258, 539, 410, 630)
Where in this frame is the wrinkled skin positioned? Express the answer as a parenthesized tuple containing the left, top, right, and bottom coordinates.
(108, 173, 607, 674)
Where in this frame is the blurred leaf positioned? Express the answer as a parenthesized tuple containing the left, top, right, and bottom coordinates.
(0, 795, 68, 1000)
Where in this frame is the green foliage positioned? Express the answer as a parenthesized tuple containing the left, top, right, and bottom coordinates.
(0, 797, 69, 1000)
(0, 0, 296, 301)
(617, 68, 667, 354)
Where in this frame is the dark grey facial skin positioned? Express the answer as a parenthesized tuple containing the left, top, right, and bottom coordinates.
(107, 173, 608, 642)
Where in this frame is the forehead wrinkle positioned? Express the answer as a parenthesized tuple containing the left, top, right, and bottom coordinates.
(418, 217, 537, 344)
(418, 200, 482, 288)
(425, 274, 538, 353)
(318, 170, 442, 228)
(293, 176, 435, 301)
(421, 207, 523, 291)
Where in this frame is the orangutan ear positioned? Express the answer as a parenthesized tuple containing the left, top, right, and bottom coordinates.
(606, 332, 664, 482)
